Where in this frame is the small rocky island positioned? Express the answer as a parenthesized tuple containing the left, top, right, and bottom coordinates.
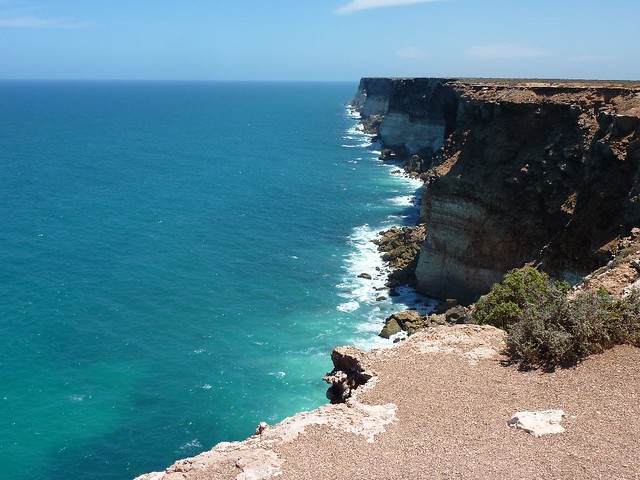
(136, 79, 640, 480)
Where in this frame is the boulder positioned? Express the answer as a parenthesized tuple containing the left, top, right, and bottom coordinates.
(379, 318, 401, 338)
(379, 146, 409, 161)
(405, 154, 425, 173)
(428, 313, 447, 325)
(445, 306, 472, 324)
(435, 298, 459, 314)
(393, 310, 425, 333)
(379, 310, 430, 338)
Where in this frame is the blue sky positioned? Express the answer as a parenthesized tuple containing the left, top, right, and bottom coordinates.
(0, 0, 638, 81)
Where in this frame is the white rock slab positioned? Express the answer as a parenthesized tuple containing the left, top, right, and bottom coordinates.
(507, 410, 565, 437)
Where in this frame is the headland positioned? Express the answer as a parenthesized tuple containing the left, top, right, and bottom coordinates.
(136, 78, 640, 479)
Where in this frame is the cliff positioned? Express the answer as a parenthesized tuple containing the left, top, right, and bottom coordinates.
(354, 78, 640, 302)
(351, 78, 459, 158)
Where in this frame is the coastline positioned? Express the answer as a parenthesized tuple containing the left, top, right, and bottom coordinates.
(135, 78, 640, 479)
(334, 103, 435, 349)
(134, 86, 436, 480)
(4, 81, 448, 480)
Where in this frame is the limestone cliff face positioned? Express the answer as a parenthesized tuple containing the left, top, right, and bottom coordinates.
(353, 78, 458, 157)
(354, 78, 640, 302)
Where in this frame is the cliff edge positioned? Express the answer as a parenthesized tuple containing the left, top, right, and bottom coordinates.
(354, 78, 640, 302)
(136, 325, 640, 479)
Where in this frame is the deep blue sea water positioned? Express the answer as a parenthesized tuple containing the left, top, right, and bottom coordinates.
(0, 81, 429, 479)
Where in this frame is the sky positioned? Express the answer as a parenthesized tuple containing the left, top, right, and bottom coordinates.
(0, 0, 639, 81)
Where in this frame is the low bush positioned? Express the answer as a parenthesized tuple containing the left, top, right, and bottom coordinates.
(474, 267, 640, 368)
(605, 289, 640, 346)
(473, 267, 568, 329)
(505, 291, 614, 366)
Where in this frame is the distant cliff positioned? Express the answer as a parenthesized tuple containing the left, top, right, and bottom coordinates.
(351, 78, 459, 159)
(353, 78, 640, 302)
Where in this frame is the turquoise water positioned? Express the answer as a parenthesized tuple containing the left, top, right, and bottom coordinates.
(0, 81, 427, 479)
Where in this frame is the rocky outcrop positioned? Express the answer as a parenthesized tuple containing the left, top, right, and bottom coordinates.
(135, 325, 506, 480)
(134, 399, 398, 480)
(573, 230, 640, 297)
(373, 224, 426, 286)
(323, 346, 374, 403)
(379, 310, 430, 338)
(379, 305, 472, 338)
(135, 323, 640, 479)
(353, 78, 640, 303)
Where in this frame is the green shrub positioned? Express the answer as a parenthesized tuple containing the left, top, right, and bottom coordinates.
(473, 267, 567, 329)
(506, 292, 615, 367)
(473, 266, 640, 368)
(606, 289, 640, 346)
(506, 310, 573, 366)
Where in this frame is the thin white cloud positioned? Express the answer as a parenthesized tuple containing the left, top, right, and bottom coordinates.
(397, 47, 428, 59)
(568, 54, 615, 63)
(335, 0, 440, 15)
(0, 16, 89, 28)
(465, 44, 547, 59)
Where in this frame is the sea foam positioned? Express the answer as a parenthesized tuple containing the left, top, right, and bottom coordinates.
(334, 106, 437, 350)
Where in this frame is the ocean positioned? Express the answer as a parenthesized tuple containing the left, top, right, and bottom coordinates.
(0, 81, 429, 479)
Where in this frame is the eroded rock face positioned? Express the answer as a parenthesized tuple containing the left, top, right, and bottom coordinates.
(418, 90, 640, 302)
(380, 112, 445, 156)
(323, 346, 374, 403)
(354, 78, 640, 303)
